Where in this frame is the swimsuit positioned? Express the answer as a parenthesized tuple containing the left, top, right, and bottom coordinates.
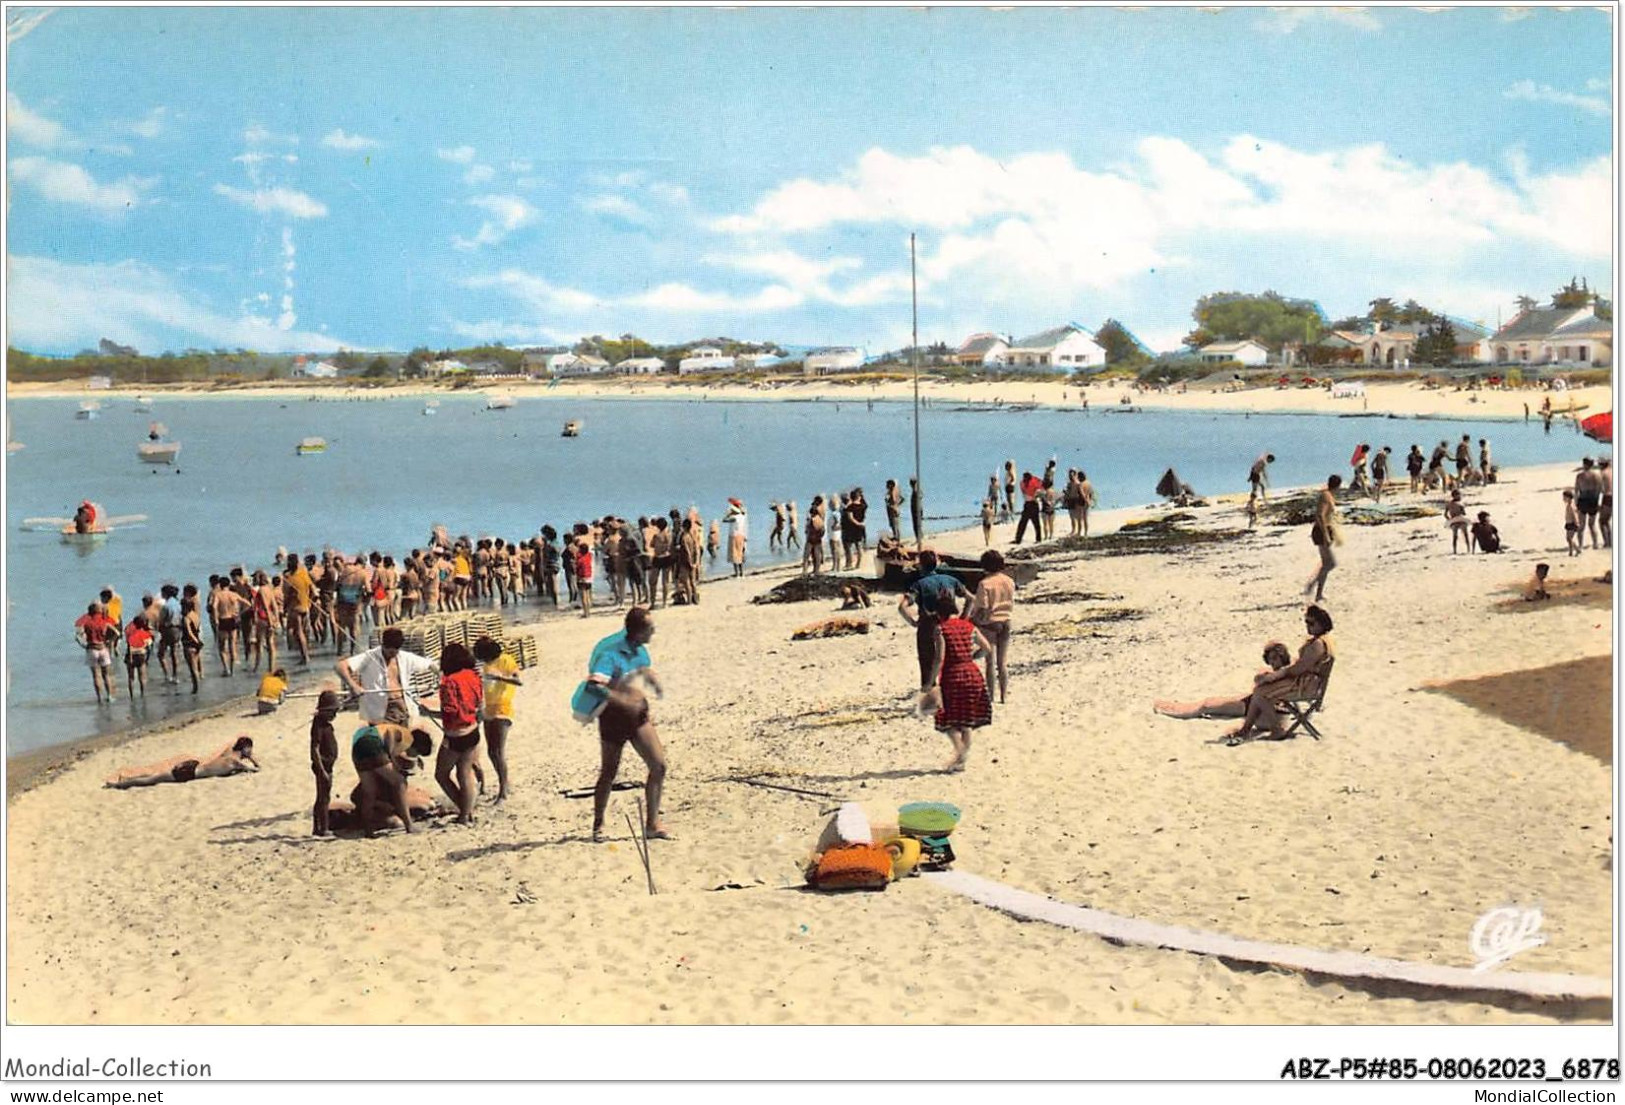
(171, 759, 199, 783)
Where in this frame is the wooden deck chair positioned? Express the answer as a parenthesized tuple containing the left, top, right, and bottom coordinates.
(1280, 656, 1334, 740)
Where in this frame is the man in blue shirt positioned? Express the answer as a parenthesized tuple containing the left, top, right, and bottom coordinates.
(586, 606, 670, 843)
(897, 550, 969, 690)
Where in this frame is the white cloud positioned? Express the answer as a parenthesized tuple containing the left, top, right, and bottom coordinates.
(649, 182, 691, 206)
(1504, 79, 1610, 117)
(464, 164, 495, 185)
(9, 156, 153, 214)
(7, 93, 69, 149)
(213, 183, 329, 219)
(446, 319, 577, 345)
(321, 128, 380, 151)
(508, 158, 533, 174)
(713, 136, 1611, 306)
(1257, 7, 1381, 35)
(243, 122, 297, 145)
(6, 9, 53, 45)
(462, 270, 603, 313)
(581, 194, 651, 224)
(623, 282, 802, 313)
(124, 106, 168, 140)
(437, 145, 477, 164)
(1499, 7, 1535, 21)
(6, 254, 344, 354)
(451, 194, 538, 250)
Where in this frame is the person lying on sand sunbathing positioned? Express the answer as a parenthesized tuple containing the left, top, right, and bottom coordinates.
(1221, 605, 1335, 746)
(105, 736, 259, 788)
(1153, 642, 1292, 720)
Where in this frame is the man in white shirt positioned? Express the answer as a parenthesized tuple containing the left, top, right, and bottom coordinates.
(335, 627, 438, 726)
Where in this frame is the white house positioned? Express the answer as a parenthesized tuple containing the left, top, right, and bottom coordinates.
(304, 361, 340, 379)
(543, 352, 609, 376)
(735, 351, 783, 370)
(1489, 307, 1612, 367)
(803, 347, 865, 375)
(425, 358, 468, 377)
(1198, 339, 1269, 366)
(678, 347, 736, 375)
(954, 333, 1010, 367)
(615, 356, 667, 375)
(86, 375, 113, 390)
(1003, 324, 1104, 372)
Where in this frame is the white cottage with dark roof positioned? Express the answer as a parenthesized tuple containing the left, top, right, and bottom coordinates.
(1489, 307, 1612, 367)
(1002, 324, 1104, 372)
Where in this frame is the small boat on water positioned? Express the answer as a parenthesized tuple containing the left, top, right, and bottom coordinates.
(561, 420, 582, 437)
(22, 501, 147, 544)
(75, 401, 100, 421)
(139, 421, 181, 464)
(133, 395, 154, 412)
(423, 399, 440, 416)
(296, 437, 328, 455)
(138, 440, 182, 464)
(486, 395, 517, 410)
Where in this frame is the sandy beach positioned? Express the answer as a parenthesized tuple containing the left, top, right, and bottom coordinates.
(9, 374, 1612, 426)
(5, 460, 1613, 1025)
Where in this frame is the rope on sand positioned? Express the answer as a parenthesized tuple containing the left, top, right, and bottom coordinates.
(926, 869, 1610, 1006)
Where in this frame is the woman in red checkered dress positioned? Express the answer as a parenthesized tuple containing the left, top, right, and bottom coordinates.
(928, 591, 992, 772)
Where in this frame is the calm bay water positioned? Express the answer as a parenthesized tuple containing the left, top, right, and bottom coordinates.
(3, 392, 1594, 757)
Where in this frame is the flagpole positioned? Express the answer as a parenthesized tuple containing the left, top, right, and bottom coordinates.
(911, 232, 921, 551)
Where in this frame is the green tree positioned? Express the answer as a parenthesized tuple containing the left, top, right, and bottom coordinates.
(1368, 298, 1398, 328)
(1095, 319, 1150, 365)
(1183, 291, 1324, 352)
(1414, 319, 1458, 366)
(1515, 294, 1540, 313)
(1551, 276, 1591, 309)
(364, 356, 392, 378)
(402, 347, 433, 378)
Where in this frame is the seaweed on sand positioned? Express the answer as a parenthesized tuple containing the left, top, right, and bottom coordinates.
(752, 574, 858, 605)
(1017, 608, 1147, 639)
(1019, 589, 1126, 605)
(1010, 514, 1245, 561)
(1263, 493, 1439, 527)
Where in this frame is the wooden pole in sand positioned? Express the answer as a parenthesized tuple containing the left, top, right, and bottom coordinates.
(911, 232, 921, 551)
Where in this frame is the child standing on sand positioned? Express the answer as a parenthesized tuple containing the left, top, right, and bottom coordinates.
(1246, 489, 1259, 529)
(1564, 490, 1581, 556)
(310, 689, 340, 837)
(575, 540, 594, 618)
(1444, 489, 1469, 554)
(980, 498, 995, 545)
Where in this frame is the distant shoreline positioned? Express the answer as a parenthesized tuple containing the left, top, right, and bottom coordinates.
(7, 375, 1611, 423)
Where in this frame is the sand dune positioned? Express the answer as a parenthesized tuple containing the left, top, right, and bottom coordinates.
(5, 461, 1611, 1024)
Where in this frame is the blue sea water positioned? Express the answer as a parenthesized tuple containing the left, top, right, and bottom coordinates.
(3, 392, 1597, 757)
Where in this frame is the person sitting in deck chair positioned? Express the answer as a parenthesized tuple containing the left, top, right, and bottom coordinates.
(1222, 605, 1335, 746)
(1153, 641, 1293, 721)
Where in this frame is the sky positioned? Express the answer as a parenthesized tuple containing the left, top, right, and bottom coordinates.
(3, 4, 1615, 357)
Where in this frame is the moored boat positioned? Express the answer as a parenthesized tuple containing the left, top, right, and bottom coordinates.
(561, 419, 582, 437)
(486, 395, 516, 410)
(75, 402, 100, 421)
(296, 437, 328, 455)
(137, 441, 182, 464)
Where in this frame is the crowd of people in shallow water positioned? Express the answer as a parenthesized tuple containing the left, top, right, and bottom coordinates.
(82, 434, 1612, 837)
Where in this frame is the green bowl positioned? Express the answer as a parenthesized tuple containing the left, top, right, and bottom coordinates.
(898, 802, 961, 836)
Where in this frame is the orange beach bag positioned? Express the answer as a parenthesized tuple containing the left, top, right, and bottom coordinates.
(811, 844, 893, 891)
